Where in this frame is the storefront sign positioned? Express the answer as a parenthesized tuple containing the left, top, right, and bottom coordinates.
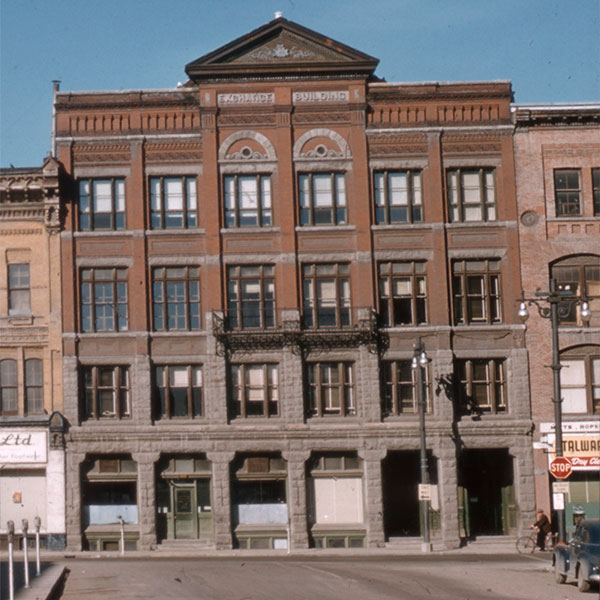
(0, 430, 47, 464)
(545, 432, 600, 471)
(540, 421, 600, 434)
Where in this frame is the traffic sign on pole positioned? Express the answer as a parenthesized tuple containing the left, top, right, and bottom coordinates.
(550, 456, 572, 479)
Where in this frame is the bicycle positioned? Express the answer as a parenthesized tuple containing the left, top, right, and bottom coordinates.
(515, 530, 556, 554)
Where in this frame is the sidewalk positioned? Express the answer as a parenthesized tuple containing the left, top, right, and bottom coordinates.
(2, 538, 550, 600)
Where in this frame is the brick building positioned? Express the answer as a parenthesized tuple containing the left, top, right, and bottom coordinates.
(0, 157, 67, 549)
(513, 104, 600, 537)
(54, 16, 535, 552)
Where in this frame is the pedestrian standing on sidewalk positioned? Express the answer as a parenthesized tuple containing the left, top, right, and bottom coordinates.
(531, 509, 551, 550)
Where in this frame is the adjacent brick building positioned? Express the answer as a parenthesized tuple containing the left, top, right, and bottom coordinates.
(52, 16, 536, 552)
(513, 104, 600, 537)
(0, 157, 67, 549)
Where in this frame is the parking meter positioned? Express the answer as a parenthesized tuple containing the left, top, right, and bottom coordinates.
(7, 520, 15, 543)
(22, 519, 28, 535)
(34, 516, 41, 532)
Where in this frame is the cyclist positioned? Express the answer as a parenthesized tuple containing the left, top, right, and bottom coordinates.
(531, 508, 551, 551)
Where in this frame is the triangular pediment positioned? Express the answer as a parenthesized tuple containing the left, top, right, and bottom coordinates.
(185, 17, 379, 82)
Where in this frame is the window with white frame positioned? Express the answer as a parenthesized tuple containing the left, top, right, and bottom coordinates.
(224, 174, 272, 227)
(447, 168, 496, 222)
(299, 173, 346, 226)
(554, 169, 581, 217)
(78, 178, 126, 230)
(150, 176, 197, 229)
(374, 170, 422, 224)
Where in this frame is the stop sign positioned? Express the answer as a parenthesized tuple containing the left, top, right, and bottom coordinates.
(550, 457, 572, 480)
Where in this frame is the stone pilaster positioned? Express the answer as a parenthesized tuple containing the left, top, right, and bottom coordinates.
(62, 355, 79, 425)
(65, 450, 85, 551)
(282, 450, 311, 549)
(359, 448, 386, 547)
(132, 451, 160, 550)
(510, 441, 536, 535)
(357, 344, 381, 422)
(207, 451, 235, 549)
(437, 442, 461, 549)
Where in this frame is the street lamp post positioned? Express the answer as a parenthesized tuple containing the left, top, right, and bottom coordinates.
(412, 337, 431, 553)
(518, 279, 591, 543)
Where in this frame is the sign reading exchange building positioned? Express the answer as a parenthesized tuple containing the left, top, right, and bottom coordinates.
(0, 430, 47, 464)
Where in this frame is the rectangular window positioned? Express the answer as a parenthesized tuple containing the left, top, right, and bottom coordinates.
(224, 174, 271, 228)
(152, 267, 200, 331)
(554, 169, 581, 216)
(82, 365, 130, 420)
(374, 170, 422, 224)
(457, 359, 506, 415)
(8, 264, 30, 315)
(155, 365, 202, 419)
(447, 168, 496, 222)
(299, 173, 346, 226)
(560, 356, 600, 415)
(78, 178, 126, 230)
(453, 259, 502, 325)
(382, 360, 431, 416)
(229, 364, 279, 418)
(80, 268, 128, 332)
(378, 262, 427, 326)
(307, 362, 355, 417)
(302, 263, 351, 328)
(0, 359, 18, 414)
(25, 358, 43, 414)
(227, 265, 275, 329)
(150, 176, 197, 229)
(593, 169, 600, 216)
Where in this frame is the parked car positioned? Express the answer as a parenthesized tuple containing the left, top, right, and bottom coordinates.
(553, 519, 600, 593)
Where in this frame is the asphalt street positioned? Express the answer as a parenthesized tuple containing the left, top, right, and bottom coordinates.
(51, 554, 592, 600)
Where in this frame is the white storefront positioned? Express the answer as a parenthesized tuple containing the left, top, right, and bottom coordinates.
(0, 422, 66, 549)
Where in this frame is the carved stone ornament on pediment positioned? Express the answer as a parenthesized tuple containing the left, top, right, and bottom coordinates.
(219, 130, 277, 163)
(231, 31, 344, 65)
(293, 128, 351, 161)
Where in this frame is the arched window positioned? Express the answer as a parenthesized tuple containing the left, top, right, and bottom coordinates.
(25, 358, 43, 414)
(551, 255, 600, 326)
(0, 359, 18, 414)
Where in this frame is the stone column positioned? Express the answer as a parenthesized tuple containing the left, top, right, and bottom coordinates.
(65, 450, 86, 551)
(359, 448, 387, 548)
(133, 451, 160, 550)
(282, 450, 311, 549)
(510, 442, 536, 535)
(437, 442, 461, 549)
(207, 451, 235, 549)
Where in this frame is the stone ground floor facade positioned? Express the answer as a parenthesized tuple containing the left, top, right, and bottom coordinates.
(62, 426, 535, 552)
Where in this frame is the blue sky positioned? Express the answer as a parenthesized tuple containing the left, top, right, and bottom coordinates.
(1, 0, 599, 167)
